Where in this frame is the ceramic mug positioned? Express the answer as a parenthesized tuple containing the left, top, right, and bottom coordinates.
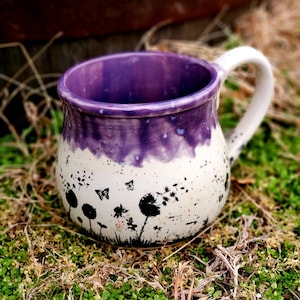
(56, 46, 273, 246)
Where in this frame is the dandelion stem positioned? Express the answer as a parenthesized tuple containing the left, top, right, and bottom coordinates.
(138, 216, 149, 241)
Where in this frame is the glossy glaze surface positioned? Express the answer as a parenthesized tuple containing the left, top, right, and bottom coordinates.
(56, 48, 273, 246)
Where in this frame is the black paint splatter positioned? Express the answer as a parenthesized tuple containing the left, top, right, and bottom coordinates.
(153, 225, 162, 231)
(186, 220, 197, 225)
(65, 155, 70, 165)
(73, 170, 92, 188)
(95, 188, 110, 200)
(162, 196, 169, 206)
(170, 191, 179, 201)
(203, 217, 209, 227)
(114, 204, 129, 218)
(219, 194, 224, 202)
(224, 173, 229, 190)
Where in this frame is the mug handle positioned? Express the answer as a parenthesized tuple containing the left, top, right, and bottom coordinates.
(214, 46, 274, 163)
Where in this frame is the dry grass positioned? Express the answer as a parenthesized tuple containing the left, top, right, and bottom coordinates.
(0, 0, 299, 299)
(145, 0, 300, 128)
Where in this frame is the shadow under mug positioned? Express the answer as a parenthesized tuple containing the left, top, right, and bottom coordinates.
(56, 47, 273, 246)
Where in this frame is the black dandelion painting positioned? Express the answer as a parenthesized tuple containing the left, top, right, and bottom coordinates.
(97, 221, 107, 236)
(138, 193, 160, 241)
(65, 189, 78, 215)
(139, 193, 160, 217)
(82, 203, 97, 231)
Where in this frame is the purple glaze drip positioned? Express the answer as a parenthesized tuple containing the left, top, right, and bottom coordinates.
(58, 51, 221, 166)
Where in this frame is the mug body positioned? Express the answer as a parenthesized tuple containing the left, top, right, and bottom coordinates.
(56, 52, 230, 246)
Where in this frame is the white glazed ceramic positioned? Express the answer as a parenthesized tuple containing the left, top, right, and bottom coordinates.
(56, 46, 273, 246)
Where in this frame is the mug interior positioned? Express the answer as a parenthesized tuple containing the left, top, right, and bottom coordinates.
(58, 52, 219, 116)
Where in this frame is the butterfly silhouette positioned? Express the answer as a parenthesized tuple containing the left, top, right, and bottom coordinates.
(125, 180, 134, 191)
(95, 188, 110, 200)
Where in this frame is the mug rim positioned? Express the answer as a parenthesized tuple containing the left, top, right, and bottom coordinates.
(57, 51, 221, 118)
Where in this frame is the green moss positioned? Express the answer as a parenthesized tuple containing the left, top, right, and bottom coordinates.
(0, 40, 299, 300)
(0, 235, 28, 299)
(236, 122, 300, 210)
(102, 283, 169, 300)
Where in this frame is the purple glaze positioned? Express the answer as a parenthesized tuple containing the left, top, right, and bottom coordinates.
(58, 51, 221, 166)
